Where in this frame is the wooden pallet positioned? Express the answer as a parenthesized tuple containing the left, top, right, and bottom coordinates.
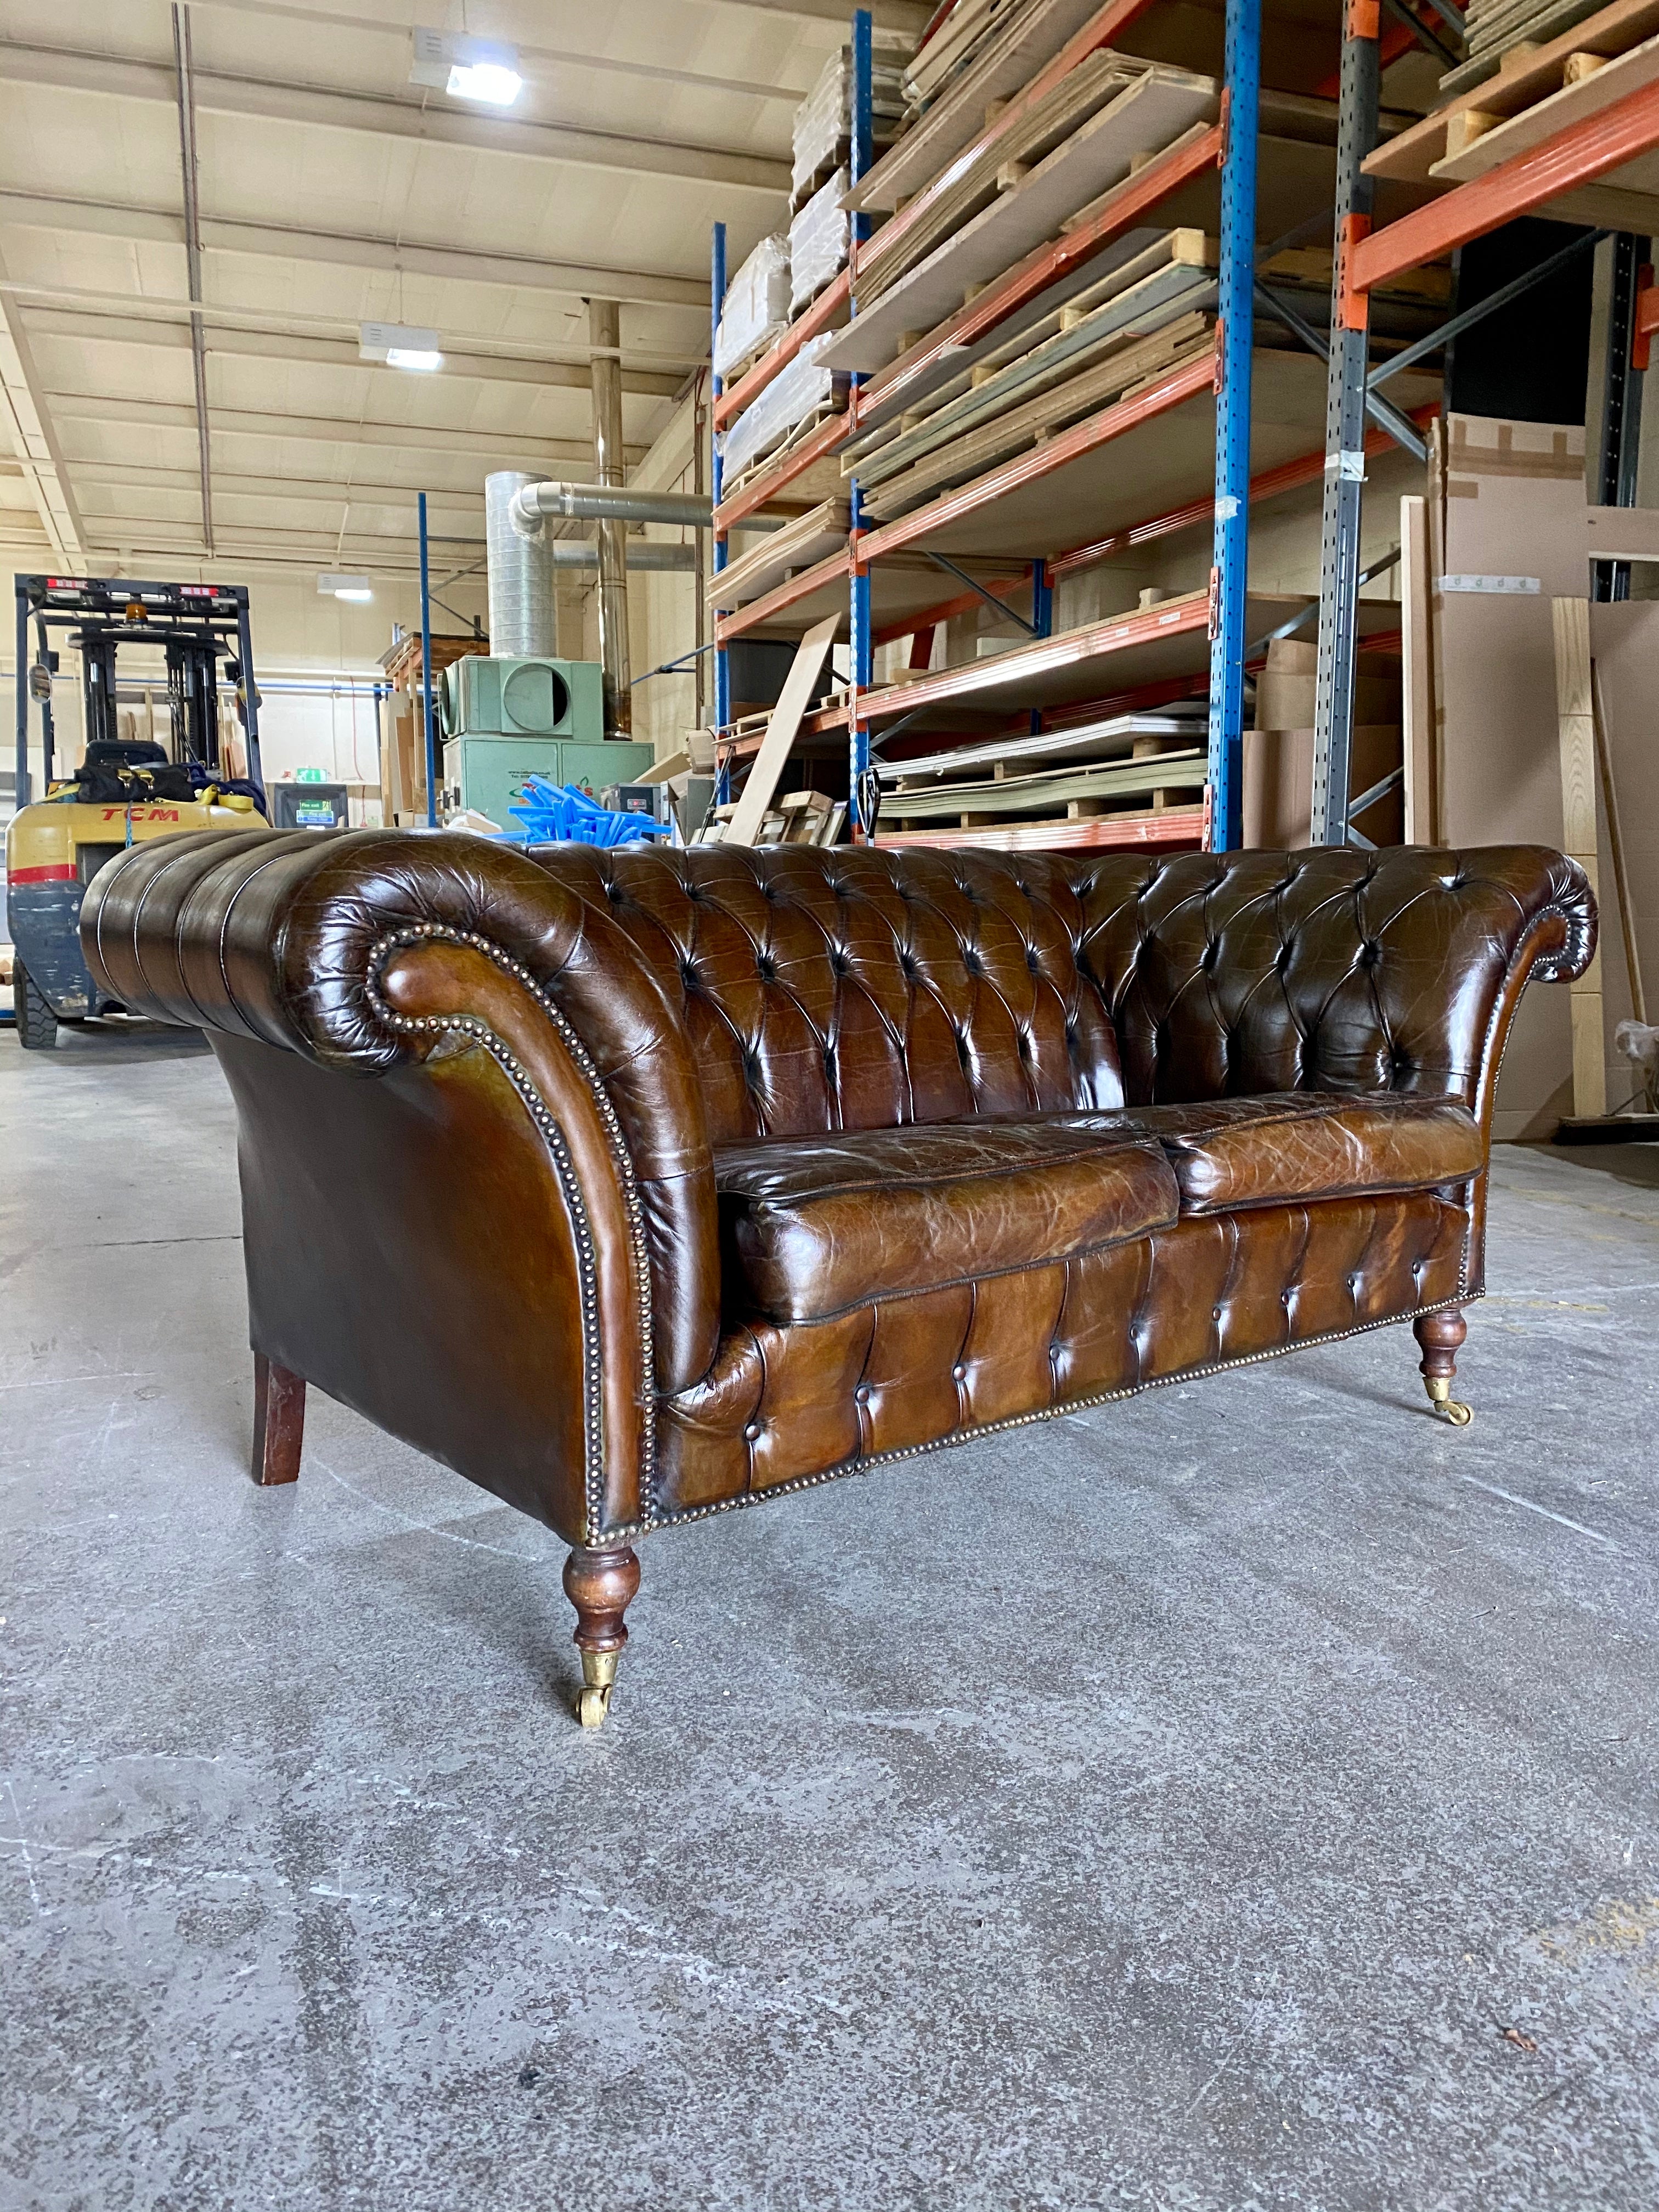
(720, 394, 850, 504)
(1366, 0, 1659, 184)
(790, 132, 902, 214)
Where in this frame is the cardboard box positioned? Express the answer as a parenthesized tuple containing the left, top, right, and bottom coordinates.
(1243, 726, 1404, 850)
(1431, 414, 1588, 1138)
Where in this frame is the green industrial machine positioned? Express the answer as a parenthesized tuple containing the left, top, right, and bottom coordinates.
(438, 654, 651, 824)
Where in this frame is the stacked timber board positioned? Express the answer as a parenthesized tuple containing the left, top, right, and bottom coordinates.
(842, 229, 1216, 522)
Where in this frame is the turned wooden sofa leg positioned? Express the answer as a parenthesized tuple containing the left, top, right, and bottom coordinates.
(562, 1545, 642, 1730)
(1414, 1308, 1472, 1427)
(251, 1353, 306, 1485)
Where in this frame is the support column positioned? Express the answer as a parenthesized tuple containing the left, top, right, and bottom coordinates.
(1207, 0, 1260, 853)
(848, 9, 876, 840)
(1311, 0, 1380, 848)
(589, 298, 631, 735)
(1594, 232, 1648, 603)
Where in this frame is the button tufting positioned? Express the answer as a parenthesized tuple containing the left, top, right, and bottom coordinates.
(855, 1384, 871, 1404)
(951, 1362, 967, 1381)
(743, 1421, 762, 1442)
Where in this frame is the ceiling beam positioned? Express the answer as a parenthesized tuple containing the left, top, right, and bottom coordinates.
(0, 39, 791, 195)
(1, 278, 703, 375)
(187, 1, 815, 107)
(71, 460, 492, 511)
(706, 0, 927, 25)
(23, 309, 687, 398)
(0, 189, 710, 313)
(0, 240, 86, 566)
(48, 392, 649, 464)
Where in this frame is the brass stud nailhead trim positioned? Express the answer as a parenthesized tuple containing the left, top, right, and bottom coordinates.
(363, 922, 658, 1545)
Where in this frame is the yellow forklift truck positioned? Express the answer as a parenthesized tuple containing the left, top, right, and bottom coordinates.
(6, 574, 270, 1048)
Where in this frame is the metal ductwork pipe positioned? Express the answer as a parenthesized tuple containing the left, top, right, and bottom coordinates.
(485, 470, 557, 657)
(545, 541, 697, 571)
(511, 481, 714, 529)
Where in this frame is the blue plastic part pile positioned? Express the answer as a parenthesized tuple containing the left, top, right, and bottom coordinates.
(505, 777, 669, 847)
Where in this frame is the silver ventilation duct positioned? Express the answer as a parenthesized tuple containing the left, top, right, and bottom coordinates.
(512, 481, 713, 530)
(545, 541, 696, 570)
(484, 470, 557, 657)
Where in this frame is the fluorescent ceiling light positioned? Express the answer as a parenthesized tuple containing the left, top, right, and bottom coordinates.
(360, 321, 443, 372)
(319, 573, 373, 601)
(411, 27, 522, 104)
(445, 59, 521, 103)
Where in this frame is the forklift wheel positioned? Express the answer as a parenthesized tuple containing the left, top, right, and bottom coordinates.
(13, 960, 59, 1050)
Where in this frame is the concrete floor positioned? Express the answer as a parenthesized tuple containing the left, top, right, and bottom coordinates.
(3, 1024, 1657, 2212)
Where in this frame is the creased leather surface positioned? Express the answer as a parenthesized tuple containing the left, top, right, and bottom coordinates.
(714, 1121, 1180, 1323)
(1029, 1092, 1485, 1213)
(656, 1191, 1472, 1517)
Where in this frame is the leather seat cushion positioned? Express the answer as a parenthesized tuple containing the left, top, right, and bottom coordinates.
(714, 1121, 1180, 1324)
(1048, 1091, 1485, 1214)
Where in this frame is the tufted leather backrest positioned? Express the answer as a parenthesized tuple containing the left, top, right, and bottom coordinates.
(538, 843, 1124, 1141)
(531, 841, 1595, 1138)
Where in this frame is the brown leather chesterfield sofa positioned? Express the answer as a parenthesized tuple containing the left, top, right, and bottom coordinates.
(83, 832, 1594, 1726)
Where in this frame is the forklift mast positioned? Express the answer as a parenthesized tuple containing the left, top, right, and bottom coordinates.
(12, 574, 263, 805)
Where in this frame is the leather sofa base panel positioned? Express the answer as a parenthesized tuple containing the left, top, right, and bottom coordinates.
(649, 1190, 1470, 1527)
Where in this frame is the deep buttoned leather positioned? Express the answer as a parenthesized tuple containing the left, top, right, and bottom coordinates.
(81, 831, 1595, 1544)
(714, 1120, 1180, 1323)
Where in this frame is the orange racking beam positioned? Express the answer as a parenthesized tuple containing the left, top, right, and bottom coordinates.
(714, 550, 850, 644)
(714, 270, 851, 435)
(713, 411, 851, 537)
(1349, 76, 1659, 302)
(877, 806, 1205, 853)
(1633, 262, 1659, 366)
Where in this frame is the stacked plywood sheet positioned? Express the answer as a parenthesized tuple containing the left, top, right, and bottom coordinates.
(851, 0, 1108, 215)
(708, 499, 851, 612)
(856, 55, 1216, 306)
(844, 229, 1215, 521)
(877, 703, 1207, 831)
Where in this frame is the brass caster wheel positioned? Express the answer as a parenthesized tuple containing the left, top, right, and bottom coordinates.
(577, 1683, 613, 1730)
(575, 1647, 619, 1730)
(1425, 1377, 1473, 1427)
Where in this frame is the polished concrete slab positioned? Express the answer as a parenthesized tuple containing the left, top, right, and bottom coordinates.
(3, 1022, 1657, 2211)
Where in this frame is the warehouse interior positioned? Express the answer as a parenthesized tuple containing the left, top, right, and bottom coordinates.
(3, 0, 1658, 2204)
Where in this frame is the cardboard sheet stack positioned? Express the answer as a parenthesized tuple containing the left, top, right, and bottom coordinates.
(791, 38, 908, 205)
(1242, 639, 1403, 849)
(713, 235, 791, 382)
(719, 334, 847, 486)
(788, 170, 850, 315)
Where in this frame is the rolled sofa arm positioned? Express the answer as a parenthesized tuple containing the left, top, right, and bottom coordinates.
(82, 828, 721, 1539)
